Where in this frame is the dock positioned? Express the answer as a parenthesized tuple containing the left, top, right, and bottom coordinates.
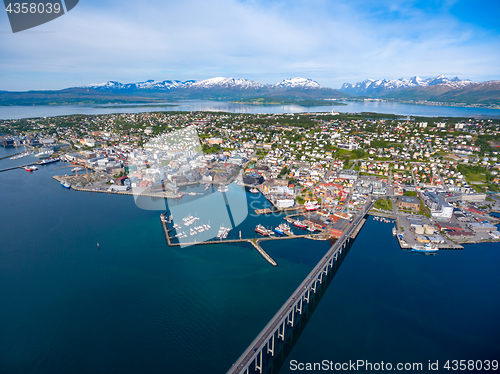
(159, 215, 328, 267)
(254, 208, 273, 215)
(248, 240, 277, 266)
(350, 218, 366, 239)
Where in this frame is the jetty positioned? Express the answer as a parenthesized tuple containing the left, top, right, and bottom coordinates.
(254, 208, 273, 215)
(159, 215, 327, 267)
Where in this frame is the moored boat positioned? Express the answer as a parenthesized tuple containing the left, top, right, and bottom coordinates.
(304, 201, 319, 211)
(411, 243, 438, 253)
(39, 157, 60, 165)
(293, 220, 307, 229)
(255, 224, 270, 236)
(61, 181, 71, 189)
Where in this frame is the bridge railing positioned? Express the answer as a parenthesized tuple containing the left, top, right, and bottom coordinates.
(227, 199, 374, 374)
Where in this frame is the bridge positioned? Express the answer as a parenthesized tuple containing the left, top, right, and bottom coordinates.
(226, 198, 375, 374)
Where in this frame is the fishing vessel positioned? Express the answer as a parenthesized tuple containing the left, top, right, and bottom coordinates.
(255, 224, 271, 236)
(274, 223, 291, 235)
(304, 201, 319, 211)
(392, 226, 397, 236)
(24, 165, 37, 172)
(411, 243, 438, 253)
(61, 181, 71, 189)
(293, 220, 307, 229)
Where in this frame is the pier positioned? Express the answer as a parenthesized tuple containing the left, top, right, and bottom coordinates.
(226, 198, 374, 374)
(254, 208, 273, 215)
(159, 216, 325, 267)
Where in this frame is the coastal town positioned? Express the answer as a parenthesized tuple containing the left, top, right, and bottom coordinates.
(1, 110, 500, 253)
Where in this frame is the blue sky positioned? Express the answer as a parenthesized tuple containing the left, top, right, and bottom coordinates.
(0, 0, 499, 90)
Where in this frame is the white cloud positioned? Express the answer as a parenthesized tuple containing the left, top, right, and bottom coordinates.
(0, 0, 498, 90)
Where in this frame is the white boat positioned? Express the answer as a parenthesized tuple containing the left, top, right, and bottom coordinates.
(304, 201, 319, 211)
(39, 158, 60, 165)
(411, 243, 438, 253)
(61, 181, 71, 189)
(216, 225, 231, 239)
(24, 165, 38, 172)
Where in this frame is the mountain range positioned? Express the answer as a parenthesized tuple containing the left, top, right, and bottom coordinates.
(0, 77, 346, 106)
(0, 75, 498, 106)
(83, 77, 324, 91)
(340, 74, 476, 96)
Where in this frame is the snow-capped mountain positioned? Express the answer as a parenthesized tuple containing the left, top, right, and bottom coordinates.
(82, 77, 324, 92)
(274, 77, 322, 89)
(190, 77, 264, 89)
(84, 79, 195, 91)
(340, 75, 476, 96)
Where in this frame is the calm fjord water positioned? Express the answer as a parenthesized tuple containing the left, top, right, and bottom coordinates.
(1, 99, 499, 120)
(1, 146, 499, 374)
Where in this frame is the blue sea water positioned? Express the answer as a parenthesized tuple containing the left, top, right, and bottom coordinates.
(0, 99, 499, 120)
(1, 147, 499, 373)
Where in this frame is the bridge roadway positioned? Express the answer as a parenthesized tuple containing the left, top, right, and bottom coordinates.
(227, 198, 375, 374)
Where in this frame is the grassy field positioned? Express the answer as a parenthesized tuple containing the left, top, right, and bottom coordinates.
(374, 199, 393, 211)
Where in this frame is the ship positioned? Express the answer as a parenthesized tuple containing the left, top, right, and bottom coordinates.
(249, 188, 259, 194)
(61, 181, 71, 189)
(39, 158, 60, 165)
(255, 224, 270, 236)
(392, 226, 397, 236)
(411, 243, 438, 253)
(304, 201, 319, 211)
(275, 223, 292, 236)
(24, 165, 37, 172)
(293, 220, 307, 229)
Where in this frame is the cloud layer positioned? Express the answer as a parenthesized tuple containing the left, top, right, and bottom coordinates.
(0, 0, 499, 90)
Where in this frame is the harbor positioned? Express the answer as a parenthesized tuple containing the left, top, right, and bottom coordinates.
(159, 212, 328, 267)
